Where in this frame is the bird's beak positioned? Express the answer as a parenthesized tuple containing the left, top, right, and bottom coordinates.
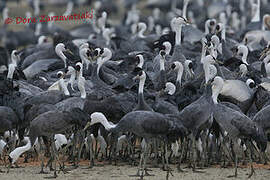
(83, 121, 91, 131)
(65, 48, 73, 55)
(185, 18, 192, 25)
(133, 75, 139, 81)
(62, 72, 66, 78)
(259, 48, 269, 60)
(214, 59, 223, 65)
(190, 69, 195, 78)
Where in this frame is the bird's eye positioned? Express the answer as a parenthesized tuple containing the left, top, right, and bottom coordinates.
(94, 50, 99, 56)
(86, 50, 91, 57)
(160, 51, 165, 56)
(100, 48, 104, 54)
(139, 71, 143, 76)
(171, 63, 176, 69)
(249, 82, 255, 88)
(216, 25, 220, 31)
(210, 21, 215, 26)
(75, 65, 81, 71)
(135, 56, 140, 62)
(188, 63, 193, 69)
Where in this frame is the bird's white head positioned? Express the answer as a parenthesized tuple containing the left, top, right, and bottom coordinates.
(90, 112, 107, 125)
(162, 41, 172, 54)
(246, 79, 256, 89)
(57, 71, 65, 79)
(38, 35, 48, 45)
(136, 54, 144, 68)
(211, 76, 224, 104)
(75, 62, 83, 72)
(11, 50, 20, 65)
(165, 82, 176, 95)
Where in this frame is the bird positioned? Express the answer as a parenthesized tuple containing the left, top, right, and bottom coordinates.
(8, 108, 90, 177)
(84, 110, 187, 178)
(211, 76, 267, 178)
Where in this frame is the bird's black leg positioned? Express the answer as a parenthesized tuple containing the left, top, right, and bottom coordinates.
(152, 139, 159, 168)
(164, 142, 173, 180)
(192, 137, 205, 173)
(71, 131, 78, 167)
(129, 141, 144, 177)
(227, 142, 237, 178)
(247, 142, 255, 178)
(85, 132, 94, 168)
(51, 139, 58, 178)
(142, 142, 154, 177)
(263, 152, 269, 165)
(38, 141, 48, 174)
(177, 139, 186, 172)
(77, 130, 85, 166)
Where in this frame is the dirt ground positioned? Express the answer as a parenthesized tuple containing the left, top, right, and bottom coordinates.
(1, 160, 270, 180)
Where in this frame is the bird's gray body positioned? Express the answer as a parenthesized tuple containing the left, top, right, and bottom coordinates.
(112, 111, 186, 142)
(0, 106, 19, 133)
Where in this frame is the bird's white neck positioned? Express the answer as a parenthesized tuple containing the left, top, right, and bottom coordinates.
(175, 24, 183, 45)
(79, 49, 90, 70)
(3, 9, 8, 21)
(7, 64, 16, 79)
(56, 50, 67, 68)
(160, 56, 165, 71)
(97, 51, 112, 75)
(59, 78, 70, 96)
(68, 71, 76, 91)
(182, 0, 190, 19)
(221, 26, 226, 40)
(78, 76, 86, 99)
(138, 25, 146, 38)
(212, 82, 224, 104)
(241, 49, 249, 65)
(137, 56, 144, 68)
(92, 115, 116, 131)
(34, 0, 40, 16)
(148, 16, 155, 32)
(201, 43, 207, 64)
(63, 1, 73, 16)
(176, 65, 184, 85)
(138, 74, 146, 94)
(9, 137, 32, 164)
(11, 56, 18, 66)
(251, 0, 260, 22)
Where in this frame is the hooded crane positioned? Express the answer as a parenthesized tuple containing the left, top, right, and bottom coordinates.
(211, 76, 267, 178)
(8, 108, 90, 178)
(83, 111, 187, 179)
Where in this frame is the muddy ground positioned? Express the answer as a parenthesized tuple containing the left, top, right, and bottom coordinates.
(1, 159, 270, 180)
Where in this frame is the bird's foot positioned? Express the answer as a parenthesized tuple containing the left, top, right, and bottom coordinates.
(177, 166, 187, 173)
(144, 169, 154, 176)
(129, 169, 143, 177)
(192, 168, 205, 173)
(247, 167, 255, 178)
(227, 174, 237, 178)
(184, 164, 193, 169)
(58, 166, 69, 174)
(43, 172, 57, 179)
(38, 170, 49, 174)
(72, 163, 79, 168)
